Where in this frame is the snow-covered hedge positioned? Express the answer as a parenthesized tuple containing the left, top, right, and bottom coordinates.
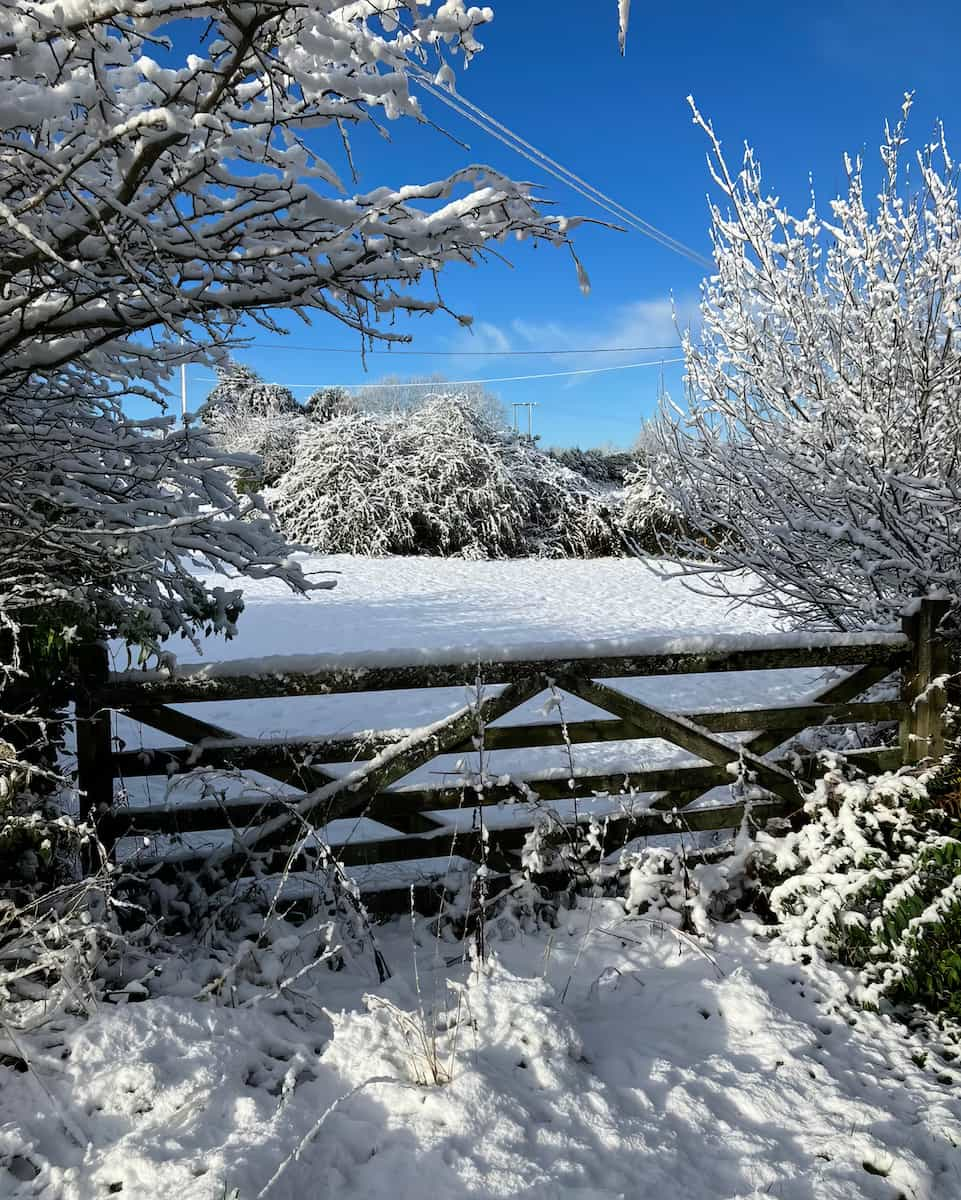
(619, 459, 691, 555)
(268, 394, 623, 558)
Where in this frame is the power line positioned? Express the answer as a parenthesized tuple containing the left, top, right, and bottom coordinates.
(244, 341, 683, 357)
(408, 65, 713, 269)
(198, 356, 683, 391)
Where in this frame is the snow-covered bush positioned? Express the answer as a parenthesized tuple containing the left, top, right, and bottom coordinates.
(269, 393, 621, 558)
(0, 400, 309, 666)
(269, 409, 420, 555)
(201, 364, 308, 491)
(755, 759, 961, 1020)
(655, 97, 961, 629)
(619, 458, 690, 555)
(352, 376, 508, 429)
(546, 446, 636, 486)
(513, 446, 622, 558)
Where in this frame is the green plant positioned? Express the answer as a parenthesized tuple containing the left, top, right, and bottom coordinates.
(757, 758, 961, 1020)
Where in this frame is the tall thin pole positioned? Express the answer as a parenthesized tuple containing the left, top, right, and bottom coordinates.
(510, 401, 538, 442)
(180, 356, 188, 424)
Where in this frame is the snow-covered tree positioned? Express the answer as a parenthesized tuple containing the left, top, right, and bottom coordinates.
(0, 1, 579, 664)
(619, 459, 687, 556)
(304, 387, 357, 423)
(268, 393, 619, 558)
(203, 366, 300, 422)
(352, 375, 508, 428)
(656, 97, 961, 629)
(0, 3, 577, 397)
(0, 406, 309, 662)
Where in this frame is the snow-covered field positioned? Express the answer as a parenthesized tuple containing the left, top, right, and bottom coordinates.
(2, 901, 959, 1199)
(111, 556, 858, 878)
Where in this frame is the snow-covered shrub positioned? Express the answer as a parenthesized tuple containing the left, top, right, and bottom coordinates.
(655, 97, 961, 629)
(201, 364, 308, 491)
(547, 446, 637, 487)
(401, 394, 534, 557)
(269, 393, 621, 558)
(269, 408, 441, 555)
(755, 759, 961, 1020)
(619, 457, 690, 555)
(620, 826, 759, 938)
(513, 446, 622, 557)
(0, 749, 79, 904)
(351, 376, 508, 429)
(304, 386, 357, 423)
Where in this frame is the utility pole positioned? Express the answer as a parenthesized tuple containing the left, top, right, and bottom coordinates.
(179, 335, 188, 425)
(511, 401, 539, 443)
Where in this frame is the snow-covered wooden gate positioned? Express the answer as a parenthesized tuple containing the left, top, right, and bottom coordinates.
(73, 601, 950, 911)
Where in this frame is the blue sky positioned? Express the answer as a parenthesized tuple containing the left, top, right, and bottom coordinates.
(183, 0, 961, 448)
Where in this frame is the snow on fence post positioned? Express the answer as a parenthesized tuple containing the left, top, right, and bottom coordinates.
(899, 598, 952, 766)
(75, 643, 114, 834)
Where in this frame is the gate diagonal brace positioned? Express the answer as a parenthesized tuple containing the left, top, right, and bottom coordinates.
(127, 704, 336, 793)
(557, 676, 800, 805)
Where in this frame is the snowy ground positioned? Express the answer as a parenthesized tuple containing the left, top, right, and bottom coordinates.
(108, 556, 863, 881)
(5, 557, 957, 1198)
(2, 900, 959, 1200)
(112, 554, 806, 751)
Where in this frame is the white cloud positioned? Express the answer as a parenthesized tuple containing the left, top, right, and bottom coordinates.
(452, 294, 699, 371)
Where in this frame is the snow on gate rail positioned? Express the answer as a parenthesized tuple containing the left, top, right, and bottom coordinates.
(73, 610, 948, 911)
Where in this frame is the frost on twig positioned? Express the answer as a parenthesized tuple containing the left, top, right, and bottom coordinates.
(652, 96, 961, 631)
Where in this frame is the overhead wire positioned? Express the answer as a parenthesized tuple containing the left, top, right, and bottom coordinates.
(406, 64, 713, 269)
(198, 356, 684, 391)
(242, 341, 683, 356)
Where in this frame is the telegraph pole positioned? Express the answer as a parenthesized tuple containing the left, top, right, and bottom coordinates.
(511, 401, 539, 442)
(179, 334, 188, 425)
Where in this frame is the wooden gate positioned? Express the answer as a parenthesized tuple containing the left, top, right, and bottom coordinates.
(73, 601, 950, 908)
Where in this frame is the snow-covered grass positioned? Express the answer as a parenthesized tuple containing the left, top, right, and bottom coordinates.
(152, 553, 792, 664)
(2, 901, 959, 1199)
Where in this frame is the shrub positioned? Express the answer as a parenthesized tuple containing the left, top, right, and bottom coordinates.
(756, 759, 961, 1020)
(201, 364, 308, 491)
(268, 393, 621, 558)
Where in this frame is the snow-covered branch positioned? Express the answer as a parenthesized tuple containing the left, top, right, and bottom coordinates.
(654, 96, 961, 628)
(0, 1, 575, 399)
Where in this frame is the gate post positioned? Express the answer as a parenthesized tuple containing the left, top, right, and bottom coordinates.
(900, 598, 952, 766)
(75, 643, 114, 834)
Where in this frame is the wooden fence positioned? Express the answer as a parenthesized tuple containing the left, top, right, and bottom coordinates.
(72, 600, 952, 909)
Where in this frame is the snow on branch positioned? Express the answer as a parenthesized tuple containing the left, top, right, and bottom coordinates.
(0, 2, 585, 664)
(652, 96, 961, 629)
(0, 1, 576, 395)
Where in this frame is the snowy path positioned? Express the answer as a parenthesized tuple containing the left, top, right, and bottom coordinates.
(2, 904, 958, 1199)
